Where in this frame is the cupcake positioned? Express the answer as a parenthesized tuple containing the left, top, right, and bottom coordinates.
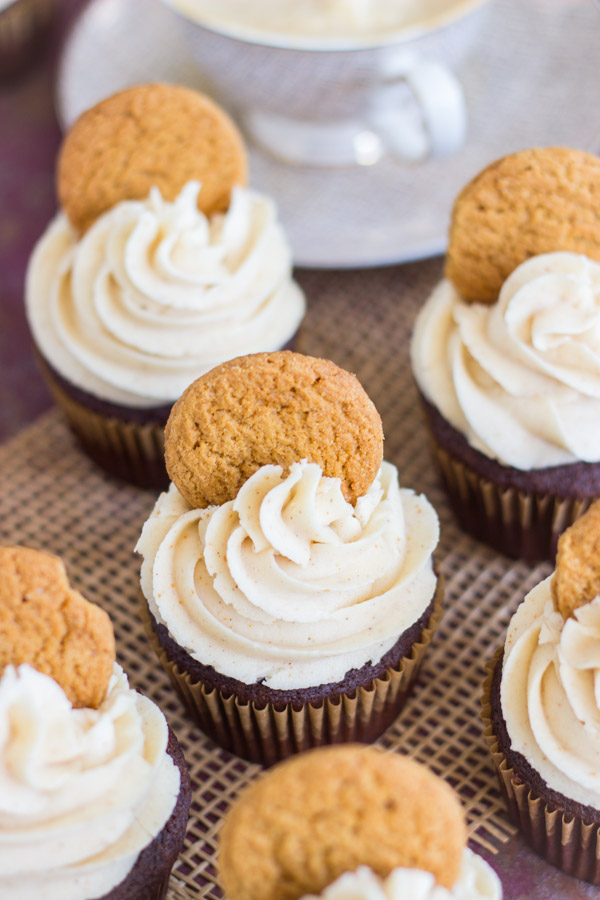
(482, 501, 600, 882)
(411, 147, 600, 561)
(0, 545, 191, 899)
(218, 744, 502, 900)
(136, 351, 443, 765)
(25, 83, 305, 489)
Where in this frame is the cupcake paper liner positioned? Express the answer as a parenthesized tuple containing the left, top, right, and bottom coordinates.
(41, 361, 168, 490)
(429, 437, 592, 562)
(140, 579, 444, 766)
(102, 872, 171, 900)
(147, 873, 172, 900)
(482, 651, 600, 884)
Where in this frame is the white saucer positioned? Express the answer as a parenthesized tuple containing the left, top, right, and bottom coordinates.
(56, 0, 600, 269)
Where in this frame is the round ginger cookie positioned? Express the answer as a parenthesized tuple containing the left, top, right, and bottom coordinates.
(164, 351, 384, 509)
(552, 500, 600, 620)
(0, 546, 115, 709)
(57, 83, 248, 233)
(219, 744, 467, 900)
(446, 147, 600, 304)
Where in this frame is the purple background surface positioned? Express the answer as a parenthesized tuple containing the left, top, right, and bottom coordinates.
(0, 0, 76, 440)
(1, 2, 600, 897)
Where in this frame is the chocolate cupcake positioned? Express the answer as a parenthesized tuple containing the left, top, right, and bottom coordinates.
(411, 147, 600, 561)
(136, 351, 443, 765)
(0, 545, 191, 899)
(218, 745, 502, 900)
(25, 84, 305, 489)
(482, 502, 600, 883)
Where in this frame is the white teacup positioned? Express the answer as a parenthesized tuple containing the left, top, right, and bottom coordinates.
(161, 0, 490, 167)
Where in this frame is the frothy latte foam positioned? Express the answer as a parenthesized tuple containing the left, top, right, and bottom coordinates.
(171, 0, 467, 42)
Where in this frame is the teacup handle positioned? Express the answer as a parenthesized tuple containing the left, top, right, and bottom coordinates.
(368, 57, 467, 162)
(242, 54, 467, 168)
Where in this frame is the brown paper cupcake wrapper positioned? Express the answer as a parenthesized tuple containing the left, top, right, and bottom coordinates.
(141, 579, 444, 766)
(0, 0, 55, 80)
(103, 872, 171, 900)
(482, 651, 600, 883)
(101, 871, 171, 900)
(429, 438, 593, 562)
(147, 873, 171, 900)
(42, 365, 168, 490)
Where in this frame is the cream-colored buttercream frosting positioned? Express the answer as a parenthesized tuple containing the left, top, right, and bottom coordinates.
(26, 182, 305, 408)
(136, 459, 439, 690)
(501, 576, 600, 809)
(0, 663, 180, 900)
(299, 849, 502, 899)
(411, 252, 600, 470)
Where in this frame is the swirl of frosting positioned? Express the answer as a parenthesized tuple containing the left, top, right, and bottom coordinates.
(411, 252, 600, 469)
(136, 460, 439, 690)
(501, 576, 600, 808)
(0, 663, 180, 900)
(299, 850, 502, 899)
(25, 182, 305, 408)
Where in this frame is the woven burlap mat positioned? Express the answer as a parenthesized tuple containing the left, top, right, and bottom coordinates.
(0, 257, 555, 898)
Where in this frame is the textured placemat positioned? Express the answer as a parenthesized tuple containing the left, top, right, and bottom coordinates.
(0, 256, 554, 897)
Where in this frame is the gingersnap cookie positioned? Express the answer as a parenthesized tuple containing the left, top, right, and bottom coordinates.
(164, 351, 384, 509)
(446, 147, 600, 304)
(219, 744, 467, 900)
(0, 546, 115, 708)
(552, 500, 600, 619)
(57, 83, 248, 233)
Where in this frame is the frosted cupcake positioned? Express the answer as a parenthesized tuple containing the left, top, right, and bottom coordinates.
(137, 351, 443, 764)
(219, 745, 502, 900)
(411, 147, 600, 560)
(25, 83, 305, 488)
(0, 545, 191, 899)
(483, 501, 600, 882)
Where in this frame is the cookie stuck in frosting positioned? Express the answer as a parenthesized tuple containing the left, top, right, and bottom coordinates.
(137, 459, 438, 691)
(164, 351, 384, 508)
(446, 147, 600, 304)
(500, 573, 600, 813)
(218, 745, 468, 900)
(0, 546, 115, 709)
(0, 662, 185, 900)
(57, 82, 248, 233)
(552, 500, 600, 619)
(26, 182, 305, 410)
(411, 252, 600, 472)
